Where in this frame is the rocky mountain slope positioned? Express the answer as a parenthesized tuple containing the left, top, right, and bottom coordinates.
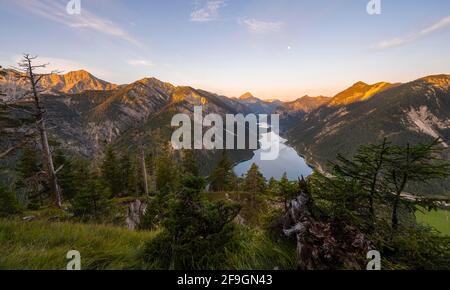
(0, 71, 256, 174)
(0, 69, 117, 101)
(276, 95, 331, 129)
(236, 92, 282, 114)
(289, 75, 450, 196)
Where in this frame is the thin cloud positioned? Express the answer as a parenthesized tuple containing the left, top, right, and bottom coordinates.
(9, 55, 114, 81)
(190, 0, 225, 22)
(374, 14, 450, 49)
(14, 0, 141, 46)
(239, 18, 285, 33)
(127, 59, 152, 67)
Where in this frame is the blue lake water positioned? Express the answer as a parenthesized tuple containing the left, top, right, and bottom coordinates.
(233, 124, 313, 181)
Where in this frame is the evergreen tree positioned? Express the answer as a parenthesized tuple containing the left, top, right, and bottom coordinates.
(71, 175, 110, 221)
(118, 153, 140, 196)
(71, 158, 91, 196)
(330, 139, 391, 230)
(53, 150, 77, 200)
(141, 175, 240, 269)
(155, 148, 178, 194)
(101, 146, 121, 197)
(384, 139, 450, 231)
(181, 149, 199, 177)
(242, 163, 266, 194)
(278, 173, 298, 210)
(302, 140, 450, 270)
(16, 147, 41, 181)
(312, 138, 450, 233)
(267, 177, 280, 196)
(16, 147, 43, 208)
(0, 184, 22, 217)
(209, 151, 237, 191)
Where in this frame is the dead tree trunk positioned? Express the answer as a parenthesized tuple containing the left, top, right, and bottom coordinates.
(19, 55, 62, 208)
(279, 178, 373, 270)
(140, 147, 149, 197)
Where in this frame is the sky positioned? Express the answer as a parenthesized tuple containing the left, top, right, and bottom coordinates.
(0, 0, 449, 101)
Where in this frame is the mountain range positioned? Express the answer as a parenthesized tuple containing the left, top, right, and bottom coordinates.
(1, 69, 449, 195)
(288, 75, 450, 197)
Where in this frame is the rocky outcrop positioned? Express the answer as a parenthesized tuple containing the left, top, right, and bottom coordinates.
(125, 200, 147, 230)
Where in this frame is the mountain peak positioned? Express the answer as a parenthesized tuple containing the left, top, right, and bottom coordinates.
(66, 69, 91, 75)
(38, 70, 117, 94)
(352, 81, 368, 87)
(329, 81, 393, 106)
(419, 74, 450, 88)
(61, 70, 95, 81)
(278, 95, 330, 114)
(239, 92, 257, 100)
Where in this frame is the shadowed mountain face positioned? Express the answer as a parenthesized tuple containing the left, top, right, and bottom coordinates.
(288, 75, 450, 196)
(0, 72, 256, 174)
(275, 96, 331, 129)
(236, 92, 283, 114)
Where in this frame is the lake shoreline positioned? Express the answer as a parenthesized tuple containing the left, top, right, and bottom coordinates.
(233, 129, 314, 181)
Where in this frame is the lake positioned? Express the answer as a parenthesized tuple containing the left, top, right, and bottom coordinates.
(233, 123, 313, 181)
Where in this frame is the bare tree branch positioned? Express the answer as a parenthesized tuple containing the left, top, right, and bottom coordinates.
(14, 54, 63, 208)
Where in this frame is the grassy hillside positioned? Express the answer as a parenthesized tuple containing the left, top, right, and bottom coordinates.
(0, 219, 296, 270)
(416, 209, 450, 236)
(0, 220, 156, 270)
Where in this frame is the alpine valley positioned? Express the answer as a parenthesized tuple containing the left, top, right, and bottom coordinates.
(1, 70, 449, 196)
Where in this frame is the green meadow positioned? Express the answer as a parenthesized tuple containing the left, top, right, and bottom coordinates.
(416, 209, 450, 236)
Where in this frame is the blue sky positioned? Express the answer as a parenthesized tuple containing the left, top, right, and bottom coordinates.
(0, 0, 449, 100)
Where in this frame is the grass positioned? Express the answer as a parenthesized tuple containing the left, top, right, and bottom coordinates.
(416, 209, 450, 236)
(224, 226, 296, 270)
(0, 219, 297, 270)
(0, 219, 156, 270)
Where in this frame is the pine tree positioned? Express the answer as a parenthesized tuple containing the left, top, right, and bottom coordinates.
(101, 145, 121, 197)
(0, 184, 22, 217)
(181, 149, 199, 177)
(118, 153, 140, 196)
(267, 177, 280, 195)
(155, 148, 178, 194)
(384, 139, 450, 231)
(314, 138, 450, 233)
(53, 150, 77, 200)
(16, 147, 43, 208)
(278, 172, 298, 210)
(71, 176, 111, 221)
(242, 163, 266, 194)
(71, 157, 91, 196)
(142, 175, 240, 269)
(209, 151, 237, 191)
(330, 139, 391, 230)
